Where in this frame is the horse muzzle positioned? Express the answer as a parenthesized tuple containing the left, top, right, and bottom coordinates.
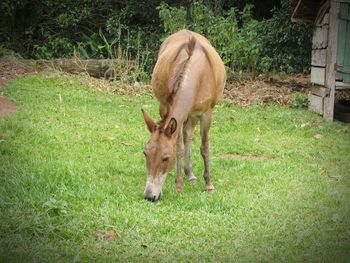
(143, 173, 167, 202)
(144, 188, 162, 202)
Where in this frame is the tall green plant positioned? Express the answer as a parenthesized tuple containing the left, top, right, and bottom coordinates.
(158, 1, 263, 75)
(158, 2, 187, 36)
(158, 1, 311, 75)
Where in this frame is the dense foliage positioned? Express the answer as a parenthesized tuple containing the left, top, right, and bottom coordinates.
(258, 0, 312, 73)
(0, 0, 312, 78)
(159, 0, 312, 74)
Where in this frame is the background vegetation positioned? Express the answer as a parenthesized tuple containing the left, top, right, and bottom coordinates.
(0, 0, 312, 79)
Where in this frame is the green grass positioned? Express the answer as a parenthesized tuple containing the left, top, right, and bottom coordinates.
(1, 73, 349, 262)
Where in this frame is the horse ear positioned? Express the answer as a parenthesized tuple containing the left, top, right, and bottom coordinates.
(165, 118, 177, 137)
(142, 109, 156, 133)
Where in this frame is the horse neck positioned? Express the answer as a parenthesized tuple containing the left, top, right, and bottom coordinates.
(168, 70, 198, 134)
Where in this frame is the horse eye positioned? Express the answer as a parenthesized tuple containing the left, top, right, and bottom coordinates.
(143, 151, 147, 157)
(162, 157, 169, 162)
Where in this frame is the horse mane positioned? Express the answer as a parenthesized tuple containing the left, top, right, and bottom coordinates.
(167, 36, 196, 105)
(157, 36, 213, 132)
(157, 118, 167, 132)
(156, 36, 197, 131)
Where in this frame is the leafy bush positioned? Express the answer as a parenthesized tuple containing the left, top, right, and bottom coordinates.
(158, 0, 312, 76)
(105, 11, 159, 74)
(290, 93, 308, 108)
(159, 2, 263, 75)
(158, 3, 187, 35)
(0, 44, 22, 58)
(0, 0, 312, 78)
(258, 0, 312, 73)
(34, 34, 74, 59)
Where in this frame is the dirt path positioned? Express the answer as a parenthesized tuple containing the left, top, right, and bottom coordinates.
(0, 57, 36, 116)
(0, 96, 19, 116)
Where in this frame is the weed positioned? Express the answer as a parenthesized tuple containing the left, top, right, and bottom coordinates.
(77, 25, 150, 84)
(290, 93, 308, 108)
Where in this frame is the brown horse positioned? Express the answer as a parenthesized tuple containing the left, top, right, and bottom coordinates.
(142, 29, 226, 201)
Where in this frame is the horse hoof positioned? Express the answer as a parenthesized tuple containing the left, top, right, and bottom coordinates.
(206, 185, 215, 192)
(176, 186, 183, 192)
(188, 176, 197, 184)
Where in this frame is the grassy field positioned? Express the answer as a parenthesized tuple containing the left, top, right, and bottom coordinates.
(0, 73, 349, 262)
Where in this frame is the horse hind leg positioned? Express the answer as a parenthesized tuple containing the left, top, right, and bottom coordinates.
(183, 117, 198, 184)
(200, 111, 215, 192)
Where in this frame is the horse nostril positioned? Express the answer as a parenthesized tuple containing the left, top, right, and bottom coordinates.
(144, 193, 151, 200)
(144, 195, 154, 202)
(144, 192, 157, 202)
(144, 190, 161, 202)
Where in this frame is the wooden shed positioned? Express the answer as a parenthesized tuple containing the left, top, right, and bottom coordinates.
(291, 0, 350, 120)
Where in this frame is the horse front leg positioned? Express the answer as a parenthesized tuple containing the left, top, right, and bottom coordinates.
(175, 129, 184, 192)
(200, 111, 215, 192)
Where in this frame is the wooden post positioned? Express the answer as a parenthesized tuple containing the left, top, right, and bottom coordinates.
(324, 0, 340, 120)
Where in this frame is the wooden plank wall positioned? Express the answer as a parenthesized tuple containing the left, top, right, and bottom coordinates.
(311, 13, 329, 86)
(336, 2, 350, 83)
(324, 1, 340, 120)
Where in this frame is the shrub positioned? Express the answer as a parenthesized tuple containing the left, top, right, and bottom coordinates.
(258, 0, 312, 73)
(34, 34, 74, 59)
(159, 2, 263, 76)
(0, 0, 312, 77)
(158, 0, 312, 76)
(290, 93, 308, 108)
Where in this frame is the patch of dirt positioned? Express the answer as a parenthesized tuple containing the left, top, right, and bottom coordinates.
(0, 57, 36, 86)
(225, 74, 350, 106)
(225, 74, 311, 106)
(0, 57, 37, 116)
(0, 96, 19, 116)
(219, 152, 276, 161)
(95, 229, 120, 241)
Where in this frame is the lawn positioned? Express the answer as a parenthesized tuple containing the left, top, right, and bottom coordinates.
(0, 73, 349, 262)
